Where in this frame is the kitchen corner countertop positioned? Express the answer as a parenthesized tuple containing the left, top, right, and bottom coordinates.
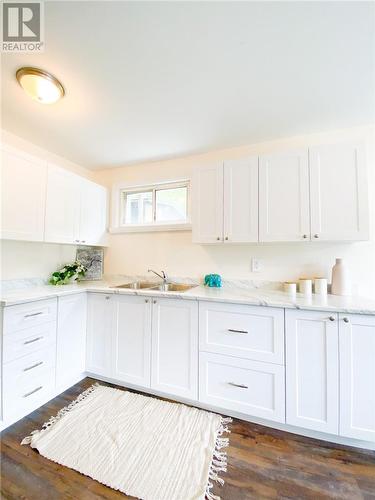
(1, 280, 375, 315)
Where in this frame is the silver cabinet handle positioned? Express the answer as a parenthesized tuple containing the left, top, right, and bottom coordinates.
(228, 329, 248, 334)
(74, 239, 80, 243)
(24, 336, 43, 345)
(343, 317, 350, 323)
(145, 299, 149, 303)
(81, 240, 86, 243)
(105, 296, 111, 300)
(302, 234, 308, 239)
(23, 386, 43, 398)
(228, 382, 248, 389)
(24, 311, 43, 318)
(216, 237, 220, 241)
(328, 316, 335, 322)
(153, 300, 157, 304)
(314, 234, 319, 239)
(225, 237, 229, 241)
(23, 361, 43, 372)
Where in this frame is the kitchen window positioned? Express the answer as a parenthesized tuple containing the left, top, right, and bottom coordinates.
(115, 181, 190, 232)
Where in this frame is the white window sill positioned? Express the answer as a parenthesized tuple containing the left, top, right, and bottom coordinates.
(110, 222, 192, 234)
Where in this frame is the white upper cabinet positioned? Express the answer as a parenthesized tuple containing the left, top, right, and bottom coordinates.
(79, 180, 107, 246)
(113, 295, 152, 388)
(151, 298, 198, 400)
(259, 149, 310, 242)
(223, 157, 258, 243)
(1, 146, 47, 242)
(339, 313, 375, 442)
(44, 164, 81, 244)
(285, 309, 339, 434)
(192, 163, 224, 243)
(309, 142, 369, 241)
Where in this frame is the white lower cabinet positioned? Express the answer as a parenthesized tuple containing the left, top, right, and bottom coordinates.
(56, 294, 87, 390)
(113, 295, 152, 388)
(285, 309, 339, 434)
(86, 293, 115, 377)
(339, 313, 375, 442)
(151, 298, 198, 400)
(199, 352, 285, 422)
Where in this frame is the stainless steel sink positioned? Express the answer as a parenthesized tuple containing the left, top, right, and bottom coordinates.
(155, 283, 198, 292)
(112, 281, 159, 289)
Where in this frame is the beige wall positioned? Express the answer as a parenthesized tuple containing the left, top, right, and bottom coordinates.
(94, 125, 375, 298)
(1, 130, 97, 282)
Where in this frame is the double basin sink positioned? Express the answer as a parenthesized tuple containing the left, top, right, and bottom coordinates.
(112, 281, 197, 293)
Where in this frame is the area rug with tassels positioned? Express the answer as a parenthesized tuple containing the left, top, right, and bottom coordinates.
(21, 383, 231, 500)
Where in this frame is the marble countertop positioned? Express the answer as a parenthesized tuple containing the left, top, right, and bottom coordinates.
(1, 279, 375, 315)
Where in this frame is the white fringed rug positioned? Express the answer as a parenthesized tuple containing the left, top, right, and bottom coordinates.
(21, 384, 231, 500)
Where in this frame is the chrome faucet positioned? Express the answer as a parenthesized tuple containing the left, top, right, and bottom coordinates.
(148, 269, 168, 283)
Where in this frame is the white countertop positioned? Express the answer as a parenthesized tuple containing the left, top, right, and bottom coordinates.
(1, 280, 375, 315)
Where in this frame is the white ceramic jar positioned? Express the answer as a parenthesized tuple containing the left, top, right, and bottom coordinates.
(331, 258, 351, 296)
(299, 279, 312, 296)
(314, 278, 328, 295)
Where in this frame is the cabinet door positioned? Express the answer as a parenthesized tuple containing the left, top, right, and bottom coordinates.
(259, 149, 310, 242)
(86, 293, 114, 377)
(339, 314, 375, 442)
(113, 295, 152, 388)
(56, 294, 87, 390)
(44, 164, 81, 244)
(79, 180, 107, 246)
(310, 142, 369, 241)
(192, 163, 224, 243)
(286, 309, 339, 434)
(223, 157, 258, 242)
(1, 147, 47, 241)
(151, 298, 198, 400)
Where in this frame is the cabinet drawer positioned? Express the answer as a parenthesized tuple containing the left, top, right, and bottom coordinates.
(3, 321, 56, 363)
(199, 352, 285, 423)
(3, 347, 56, 420)
(199, 301, 284, 364)
(3, 298, 57, 334)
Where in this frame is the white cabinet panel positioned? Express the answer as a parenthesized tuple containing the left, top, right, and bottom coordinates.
(199, 352, 285, 422)
(151, 298, 198, 400)
(3, 298, 57, 334)
(86, 293, 114, 377)
(310, 142, 369, 241)
(44, 164, 81, 244)
(192, 163, 224, 243)
(113, 295, 152, 388)
(1, 147, 47, 242)
(259, 149, 310, 242)
(80, 180, 107, 246)
(223, 157, 258, 242)
(339, 314, 375, 442)
(199, 301, 284, 364)
(56, 294, 87, 390)
(286, 309, 339, 434)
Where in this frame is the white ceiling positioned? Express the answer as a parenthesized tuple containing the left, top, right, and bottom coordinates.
(2, 1, 374, 170)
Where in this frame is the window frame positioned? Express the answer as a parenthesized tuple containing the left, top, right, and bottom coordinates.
(111, 180, 191, 233)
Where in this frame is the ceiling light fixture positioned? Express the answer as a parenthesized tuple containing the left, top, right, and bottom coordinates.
(16, 67, 65, 104)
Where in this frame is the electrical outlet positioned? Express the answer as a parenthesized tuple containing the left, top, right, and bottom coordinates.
(251, 258, 261, 272)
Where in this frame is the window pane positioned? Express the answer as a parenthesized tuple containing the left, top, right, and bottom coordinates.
(123, 191, 153, 224)
(155, 187, 187, 222)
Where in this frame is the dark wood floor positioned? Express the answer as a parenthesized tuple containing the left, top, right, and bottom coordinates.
(1, 378, 374, 500)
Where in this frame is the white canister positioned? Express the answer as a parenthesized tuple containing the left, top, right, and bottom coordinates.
(314, 278, 328, 295)
(299, 279, 312, 296)
(331, 258, 351, 296)
(284, 282, 297, 294)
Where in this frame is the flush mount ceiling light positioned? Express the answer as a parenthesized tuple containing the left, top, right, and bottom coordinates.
(16, 67, 65, 104)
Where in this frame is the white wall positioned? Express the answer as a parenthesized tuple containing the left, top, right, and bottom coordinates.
(0, 130, 96, 282)
(94, 125, 375, 298)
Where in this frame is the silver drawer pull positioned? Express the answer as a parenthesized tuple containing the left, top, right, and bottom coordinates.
(23, 386, 43, 398)
(24, 311, 43, 318)
(227, 329, 248, 334)
(24, 336, 43, 345)
(23, 361, 43, 372)
(228, 382, 248, 389)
